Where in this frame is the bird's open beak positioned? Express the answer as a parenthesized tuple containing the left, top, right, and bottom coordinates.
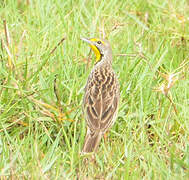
(81, 37, 94, 45)
(81, 37, 102, 62)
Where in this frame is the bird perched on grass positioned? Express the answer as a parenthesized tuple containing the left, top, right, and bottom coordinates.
(81, 37, 120, 153)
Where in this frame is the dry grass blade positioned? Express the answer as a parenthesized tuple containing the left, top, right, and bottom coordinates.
(111, 22, 124, 32)
(12, 119, 28, 127)
(3, 20, 11, 46)
(153, 69, 183, 115)
(0, 39, 3, 51)
(1, 39, 13, 69)
(58, 112, 74, 122)
(3, 20, 13, 70)
(38, 107, 57, 122)
(53, 75, 61, 107)
(53, 76, 75, 122)
(99, 19, 106, 39)
(29, 97, 59, 112)
(165, 94, 178, 115)
(117, 53, 138, 57)
(29, 95, 75, 122)
(50, 37, 66, 55)
(16, 30, 27, 58)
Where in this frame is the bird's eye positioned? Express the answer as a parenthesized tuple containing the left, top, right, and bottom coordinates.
(97, 41, 102, 44)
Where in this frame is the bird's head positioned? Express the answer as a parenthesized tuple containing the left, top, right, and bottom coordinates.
(81, 37, 112, 62)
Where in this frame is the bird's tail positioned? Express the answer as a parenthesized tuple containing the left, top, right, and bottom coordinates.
(82, 131, 102, 153)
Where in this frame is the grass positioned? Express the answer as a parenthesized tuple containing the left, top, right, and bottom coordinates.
(0, 0, 189, 179)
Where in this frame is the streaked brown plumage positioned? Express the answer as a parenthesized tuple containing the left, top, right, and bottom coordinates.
(81, 38, 120, 153)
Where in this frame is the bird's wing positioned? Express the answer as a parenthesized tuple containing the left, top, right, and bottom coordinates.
(83, 68, 120, 132)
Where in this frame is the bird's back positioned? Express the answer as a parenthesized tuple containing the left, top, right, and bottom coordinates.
(83, 63, 120, 132)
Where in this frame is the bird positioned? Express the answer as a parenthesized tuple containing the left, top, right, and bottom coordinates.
(81, 37, 120, 153)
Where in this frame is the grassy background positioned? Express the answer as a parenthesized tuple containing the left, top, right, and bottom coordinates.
(0, 0, 189, 179)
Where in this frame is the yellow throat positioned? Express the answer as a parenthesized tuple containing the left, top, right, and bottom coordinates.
(89, 38, 105, 62)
